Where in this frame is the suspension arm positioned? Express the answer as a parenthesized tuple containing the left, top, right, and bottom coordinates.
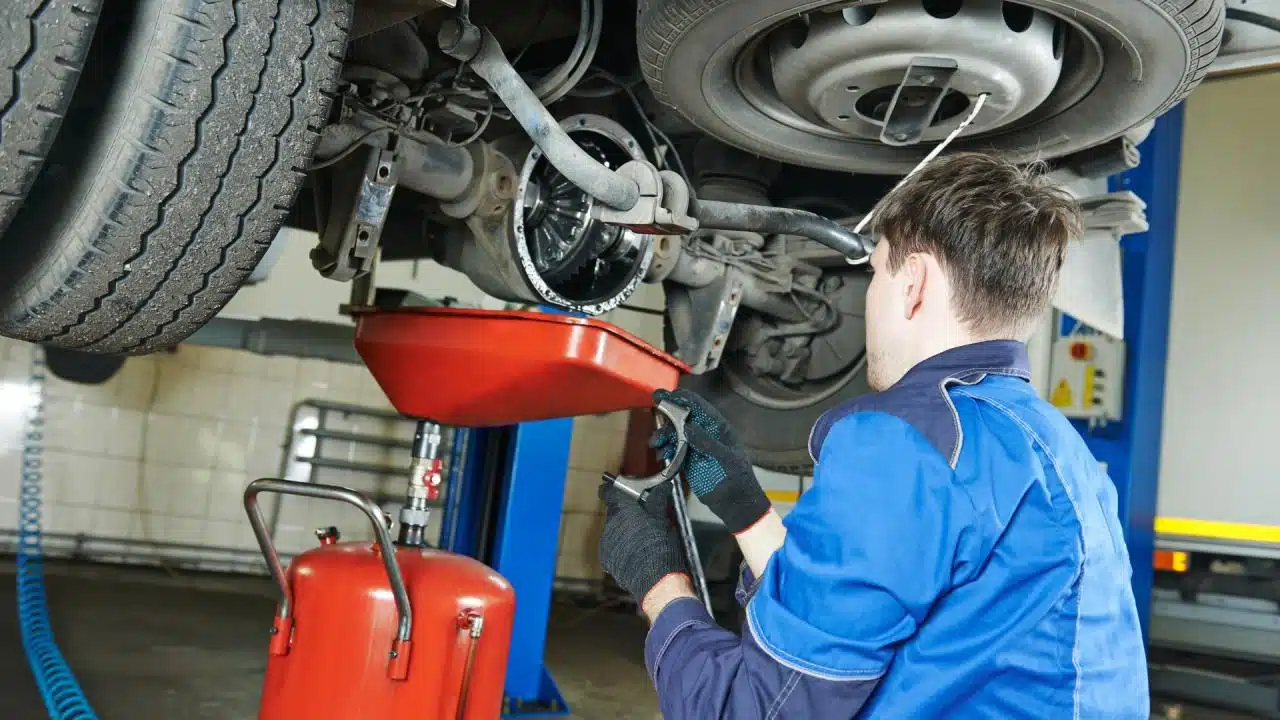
(438, 20, 642, 211)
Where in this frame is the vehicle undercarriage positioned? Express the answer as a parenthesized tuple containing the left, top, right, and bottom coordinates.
(0, 0, 1225, 470)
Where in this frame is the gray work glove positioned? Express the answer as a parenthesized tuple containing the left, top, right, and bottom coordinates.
(598, 480, 688, 604)
(650, 388, 771, 535)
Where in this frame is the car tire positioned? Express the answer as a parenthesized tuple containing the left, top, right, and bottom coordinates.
(637, 0, 1224, 173)
(0, 0, 103, 239)
(0, 0, 353, 354)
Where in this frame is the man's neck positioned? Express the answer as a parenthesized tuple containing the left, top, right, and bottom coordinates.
(904, 324, 986, 372)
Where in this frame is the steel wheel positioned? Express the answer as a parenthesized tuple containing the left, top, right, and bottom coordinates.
(638, 0, 1224, 173)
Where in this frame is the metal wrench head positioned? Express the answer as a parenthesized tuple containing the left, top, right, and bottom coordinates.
(603, 399, 690, 501)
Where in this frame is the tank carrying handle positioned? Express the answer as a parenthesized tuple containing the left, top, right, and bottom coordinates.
(244, 478, 415, 679)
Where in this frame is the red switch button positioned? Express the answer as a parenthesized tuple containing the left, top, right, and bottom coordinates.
(1070, 342, 1093, 361)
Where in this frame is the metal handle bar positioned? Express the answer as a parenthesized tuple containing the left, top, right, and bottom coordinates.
(243, 478, 413, 644)
(670, 473, 712, 614)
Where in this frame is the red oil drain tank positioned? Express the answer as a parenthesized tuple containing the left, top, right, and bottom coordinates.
(246, 479, 515, 720)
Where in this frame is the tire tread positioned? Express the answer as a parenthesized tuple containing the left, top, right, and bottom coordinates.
(0, 0, 103, 237)
(0, 0, 352, 354)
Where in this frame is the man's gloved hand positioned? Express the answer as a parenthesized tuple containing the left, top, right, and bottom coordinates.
(650, 388, 771, 534)
(598, 480, 688, 605)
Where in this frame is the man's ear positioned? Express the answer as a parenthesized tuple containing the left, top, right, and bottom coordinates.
(902, 253, 928, 319)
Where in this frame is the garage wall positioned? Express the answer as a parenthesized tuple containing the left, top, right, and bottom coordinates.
(1156, 72, 1280, 527)
(0, 339, 397, 560)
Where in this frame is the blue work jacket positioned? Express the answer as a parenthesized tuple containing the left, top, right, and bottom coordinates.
(644, 340, 1149, 718)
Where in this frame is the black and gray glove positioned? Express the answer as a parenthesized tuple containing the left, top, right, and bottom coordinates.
(650, 388, 771, 534)
(598, 480, 688, 604)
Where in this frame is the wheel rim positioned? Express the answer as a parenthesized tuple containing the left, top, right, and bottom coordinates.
(732, 0, 1104, 151)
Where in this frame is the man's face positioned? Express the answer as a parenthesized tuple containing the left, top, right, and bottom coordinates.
(864, 240, 906, 391)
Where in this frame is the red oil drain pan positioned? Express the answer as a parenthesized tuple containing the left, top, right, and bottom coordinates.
(353, 307, 690, 427)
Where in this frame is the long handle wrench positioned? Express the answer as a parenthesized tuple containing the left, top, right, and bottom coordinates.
(603, 400, 712, 614)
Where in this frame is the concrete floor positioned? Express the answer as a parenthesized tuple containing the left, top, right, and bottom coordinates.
(0, 561, 1261, 720)
(0, 561, 659, 719)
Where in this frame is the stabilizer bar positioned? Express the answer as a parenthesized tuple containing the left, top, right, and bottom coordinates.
(694, 200, 876, 263)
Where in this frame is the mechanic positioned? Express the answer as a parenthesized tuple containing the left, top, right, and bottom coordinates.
(597, 152, 1149, 718)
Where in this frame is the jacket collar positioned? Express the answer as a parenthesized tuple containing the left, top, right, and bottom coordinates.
(806, 339, 1032, 465)
(893, 339, 1032, 388)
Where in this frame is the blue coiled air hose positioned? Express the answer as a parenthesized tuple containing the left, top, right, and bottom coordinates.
(16, 347, 100, 719)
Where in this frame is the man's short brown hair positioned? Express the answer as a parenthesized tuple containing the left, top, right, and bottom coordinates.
(869, 152, 1082, 338)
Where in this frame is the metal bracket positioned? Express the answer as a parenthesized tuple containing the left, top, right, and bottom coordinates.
(312, 147, 400, 282)
(605, 401, 691, 502)
(594, 161, 699, 235)
(880, 57, 960, 147)
(667, 264, 747, 374)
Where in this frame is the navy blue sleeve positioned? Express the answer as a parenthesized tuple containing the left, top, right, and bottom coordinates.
(645, 598, 878, 719)
(748, 411, 978, 680)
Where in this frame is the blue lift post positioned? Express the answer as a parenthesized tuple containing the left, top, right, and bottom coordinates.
(1063, 105, 1186, 638)
(443, 421, 575, 718)
(439, 307, 582, 718)
(442, 421, 575, 718)
(491, 419, 574, 717)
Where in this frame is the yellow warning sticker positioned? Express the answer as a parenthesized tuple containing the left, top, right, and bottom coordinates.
(1050, 378, 1073, 408)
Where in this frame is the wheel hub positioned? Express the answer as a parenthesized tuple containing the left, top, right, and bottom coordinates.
(764, 0, 1065, 144)
(726, 269, 869, 411)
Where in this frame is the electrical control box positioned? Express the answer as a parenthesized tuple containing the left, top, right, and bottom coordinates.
(1048, 334, 1125, 422)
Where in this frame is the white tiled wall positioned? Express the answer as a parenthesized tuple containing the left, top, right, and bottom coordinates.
(0, 303, 661, 582)
(0, 339, 395, 560)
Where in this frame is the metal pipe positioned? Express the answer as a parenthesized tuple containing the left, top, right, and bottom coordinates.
(400, 420, 442, 547)
(412, 420, 443, 459)
(439, 22, 641, 211)
(672, 474, 712, 615)
(694, 199, 876, 263)
(396, 134, 476, 201)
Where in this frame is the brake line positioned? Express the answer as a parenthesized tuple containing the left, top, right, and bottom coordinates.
(15, 346, 100, 719)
